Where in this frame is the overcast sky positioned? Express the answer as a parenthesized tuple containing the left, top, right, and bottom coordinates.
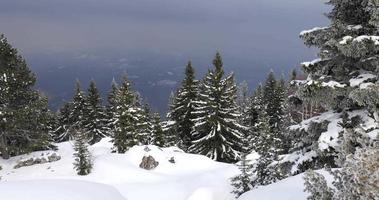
(0, 0, 329, 112)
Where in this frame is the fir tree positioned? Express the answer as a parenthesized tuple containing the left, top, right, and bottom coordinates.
(73, 129, 92, 176)
(83, 80, 108, 144)
(304, 170, 334, 200)
(230, 154, 253, 198)
(106, 79, 119, 136)
(69, 80, 86, 130)
(0, 34, 52, 158)
(54, 102, 72, 142)
(190, 52, 246, 163)
(167, 61, 198, 150)
(151, 112, 165, 147)
(112, 74, 138, 153)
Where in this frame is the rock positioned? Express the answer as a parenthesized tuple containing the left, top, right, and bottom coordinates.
(168, 156, 175, 164)
(139, 155, 159, 170)
(14, 152, 61, 169)
(143, 146, 151, 152)
(48, 153, 61, 162)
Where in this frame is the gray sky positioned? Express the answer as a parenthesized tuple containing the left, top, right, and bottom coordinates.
(0, 0, 329, 112)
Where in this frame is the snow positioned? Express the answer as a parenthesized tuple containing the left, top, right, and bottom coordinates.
(290, 110, 377, 151)
(301, 58, 321, 67)
(321, 81, 346, 88)
(349, 73, 377, 88)
(340, 35, 379, 45)
(0, 138, 239, 200)
(0, 180, 127, 200)
(300, 27, 328, 36)
(238, 170, 333, 200)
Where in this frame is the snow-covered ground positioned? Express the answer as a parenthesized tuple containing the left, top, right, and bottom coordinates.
(0, 138, 239, 200)
(239, 170, 332, 200)
(0, 138, 324, 200)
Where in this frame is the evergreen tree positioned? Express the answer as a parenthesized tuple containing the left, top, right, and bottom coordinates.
(230, 154, 253, 198)
(112, 74, 138, 153)
(69, 80, 86, 129)
(73, 129, 92, 176)
(106, 79, 119, 136)
(83, 80, 108, 144)
(0, 34, 52, 158)
(304, 140, 379, 200)
(262, 71, 287, 154)
(136, 103, 152, 145)
(54, 102, 72, 142)
(289, 0, 379, 174)
(151, 112, 165, 147)
(189, 52, 245, 163)
(167, 61, 198, 150)
(304, 170, 334, 200)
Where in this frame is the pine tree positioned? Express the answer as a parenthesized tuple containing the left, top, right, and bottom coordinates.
(303, 170, 334, 200)
(73, 129, 92, 175)
(189, 52, 246, 163)
(243, 84, 264, 151)
(69, 80, 86, 130)
(106, 79, 119, 136)
(290, 0, 379, 174)
(304, 140, 379, 200)
(83, 80, 108, 144)
(230, 154, 253, 198)
(112, 74, 138, 153)
(136, 103, 152, 145)
(167, 61, 198, 150)
(151, 112, 165, 147)
(0, 34, 52, 158)
(162, 92, 179, 147)
(54, 102, 72, 142)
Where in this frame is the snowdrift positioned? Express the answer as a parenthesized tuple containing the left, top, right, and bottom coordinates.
(0, 138, 238, 200)
(0, 180, 127, 200)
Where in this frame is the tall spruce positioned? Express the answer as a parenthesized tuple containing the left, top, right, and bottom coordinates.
(83, 80, 108, 144)
(112, 74, 138, 153)
(69, 80, 86, 129)
(0, 34, 51, 158)
(73, 129, 92, 175)
(106, 79, 119, 136)
(54, 102, 72, 142)
(167, 61, 198, 150)
(151, 112, 165, 147)
(189, 52, 245, 163)
(230, 154, 254, 198)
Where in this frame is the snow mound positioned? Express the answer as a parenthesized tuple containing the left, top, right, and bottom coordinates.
(238, 170, 333, 200)
(0, 180, 126, 200)
(187, 187, 231, 200)
(0, 137, 239, 200)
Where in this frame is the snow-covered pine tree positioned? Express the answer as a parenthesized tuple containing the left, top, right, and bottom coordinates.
(230, 154, 254, 198)
(167, 61, 198, 150)
(0, 34, 52, 159)
(162, 92, 179, 147)
(303, 170, 334, 200)
(136, 103, 154, 145)
(242, 84, 264, 151)
(112, 74, 139, 153)
(251, 109, 283, 187)
(83, 80, 108, 144)
(73, 129, 92, 175)
(54, 102, 72, 142)
(189, 52, 246, 163)
(106, 79, 119, 136)
(151, 112, 165, 147)
(262, 71, 287, 154)
(69, 80, 86, 130)
(304, 139, 379, 200)
(287, 0, 379, 174)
